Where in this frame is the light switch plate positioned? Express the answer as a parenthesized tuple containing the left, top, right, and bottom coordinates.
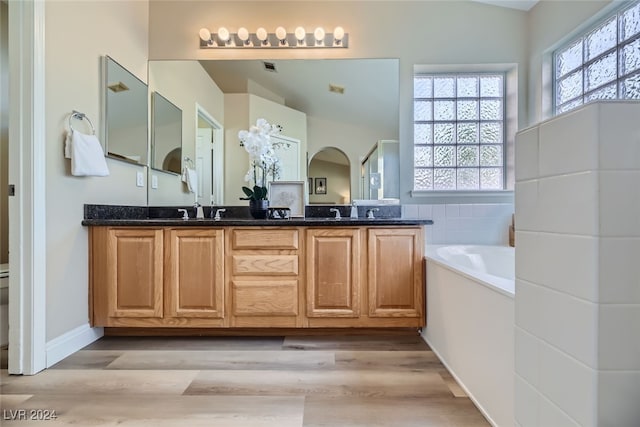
(151, 174, 158, 189)
(136, 171, 144, 187)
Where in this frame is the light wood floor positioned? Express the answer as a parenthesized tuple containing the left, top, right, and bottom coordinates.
(0, 334, 489, 426)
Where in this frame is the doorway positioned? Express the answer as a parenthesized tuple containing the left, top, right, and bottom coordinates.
(308, 147, 351, 205)
(195, 105, 223, 206)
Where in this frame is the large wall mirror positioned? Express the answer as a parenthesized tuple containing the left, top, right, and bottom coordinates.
(144, 58, 399, 206)
(103, 55, 148, 165)
(202, 58, 399, 204)
(151, 91, 182, 174)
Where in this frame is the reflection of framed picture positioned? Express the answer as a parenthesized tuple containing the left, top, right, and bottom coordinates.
(315, 177, 327, 194)
(308, 177, 313, 195)
(269, 181, 305, 217)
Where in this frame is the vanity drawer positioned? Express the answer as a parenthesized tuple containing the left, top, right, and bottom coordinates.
(232, 255, 298, 276)
(231, 228, 299, 250)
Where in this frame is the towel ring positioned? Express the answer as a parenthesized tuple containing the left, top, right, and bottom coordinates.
(69, 110, 96, 135)
(183, 156, 195, 168)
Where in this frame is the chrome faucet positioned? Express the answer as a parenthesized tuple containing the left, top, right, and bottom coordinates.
(177, 209, 189, 220)
(329, 208, 341, 219)
(213, 208, 226, 221)
(366, 208, 379, 219)
(194, 202, 204, 219)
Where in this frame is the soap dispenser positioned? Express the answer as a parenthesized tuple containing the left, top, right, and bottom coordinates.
(350, 201, 358, 218)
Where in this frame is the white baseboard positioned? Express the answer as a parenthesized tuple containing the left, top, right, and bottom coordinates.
(46, 324, 104, 368)
(421, 333, 499, 427)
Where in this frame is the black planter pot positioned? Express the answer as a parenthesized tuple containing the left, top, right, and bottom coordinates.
(249, 199, 269, 219)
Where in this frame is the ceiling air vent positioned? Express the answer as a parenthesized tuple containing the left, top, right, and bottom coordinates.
(329, 84, 345, 94)
(262, 61, 277, 72)
(108, 82, 129, 93)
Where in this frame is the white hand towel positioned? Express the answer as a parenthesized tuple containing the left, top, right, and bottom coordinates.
(67, 131, 110, 177)
(182, 167, 198, 195)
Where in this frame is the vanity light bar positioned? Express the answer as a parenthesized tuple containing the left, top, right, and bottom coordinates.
(198, 26, 348, 49)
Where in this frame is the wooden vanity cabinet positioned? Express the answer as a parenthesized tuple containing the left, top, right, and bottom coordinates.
(164, 228, 225, 325)
(306, 228, 362, 318)
(227, 228, 302, 328)
(90, 227, 164, 325)
(90, 227, 225, 327)
(306, 226, 424, 328)
(368, 228, 423, 319)
(90, 224, 424, 329)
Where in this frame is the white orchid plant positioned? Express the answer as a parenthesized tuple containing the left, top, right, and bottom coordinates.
(238, 118, 289, 201)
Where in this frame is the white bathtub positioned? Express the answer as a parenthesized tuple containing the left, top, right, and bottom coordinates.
(425, 244, 514, 297)
(423, 245, 514, 427)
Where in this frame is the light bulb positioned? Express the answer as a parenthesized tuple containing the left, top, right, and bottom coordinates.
(237, 27, 250, 44)
(256, 27, 268, 44)
(314, 27, 325, 44)
(333, 26, 345, 41)
(275, 26, 287, 42)
(294, 26, 306, 42)
(217, 27, 230, 42)
(199, 28, 212, 42)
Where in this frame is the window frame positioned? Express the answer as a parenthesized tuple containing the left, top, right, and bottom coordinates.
(412, 71, 508, 192)
(552, 0, 640, 115)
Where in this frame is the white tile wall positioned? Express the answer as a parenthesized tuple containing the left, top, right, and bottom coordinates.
(597, 371, 640, 426)
(515, 327, 540, 387)
(538, 105, 599, 177)
(598, 237, 640, 304)
(516, 231, 599, 302)
(515, 102, 640, 427)
(515, 126, 539, 182)
(598, 102, 640, 171)
(598, 170, 640, 237)
(538, 339, 598, 426)
(516, 279, 599, 368)
(537, 171, 599, 235)
(598, 304, 640, 370)
(515, 375, 540, 427)
(403, 202, 513, 245)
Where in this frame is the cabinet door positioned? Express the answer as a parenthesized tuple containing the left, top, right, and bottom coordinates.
(368, 228, 423, 318)
(306, 228, 361, 317)
(106, 228, 163, 318)
(166, 228, 224, 318)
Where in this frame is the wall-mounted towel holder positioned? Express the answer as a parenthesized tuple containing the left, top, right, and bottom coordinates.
(68, 110, 96, 135)
(183, 156, 195, 168)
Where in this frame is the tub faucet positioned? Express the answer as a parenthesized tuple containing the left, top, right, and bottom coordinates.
(329, 208, 341, 219)
(366, 208, 379, 219)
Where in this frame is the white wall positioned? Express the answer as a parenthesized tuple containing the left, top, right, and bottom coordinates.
(147, 0, 529, 203)
(44, 0, 149, 342)
(148, 60, 225, 206)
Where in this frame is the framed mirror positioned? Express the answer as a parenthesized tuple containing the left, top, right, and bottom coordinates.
(103, 55, 148, 165)
(151, 91, 182, 174)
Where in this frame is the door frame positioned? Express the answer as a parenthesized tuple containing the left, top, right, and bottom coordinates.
(195, 103, 223, 205)
(8, 0, 47, 375)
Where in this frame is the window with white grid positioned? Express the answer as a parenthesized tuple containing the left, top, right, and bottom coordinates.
(554, 1, 640, 115)
(413, 73, 505, 191)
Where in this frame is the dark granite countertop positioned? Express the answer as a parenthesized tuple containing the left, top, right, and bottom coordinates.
(82, 204, 433, 227)
(81, 217, 433, 227)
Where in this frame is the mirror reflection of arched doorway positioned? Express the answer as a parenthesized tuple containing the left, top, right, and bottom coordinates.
(308, 147, 350, 204)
